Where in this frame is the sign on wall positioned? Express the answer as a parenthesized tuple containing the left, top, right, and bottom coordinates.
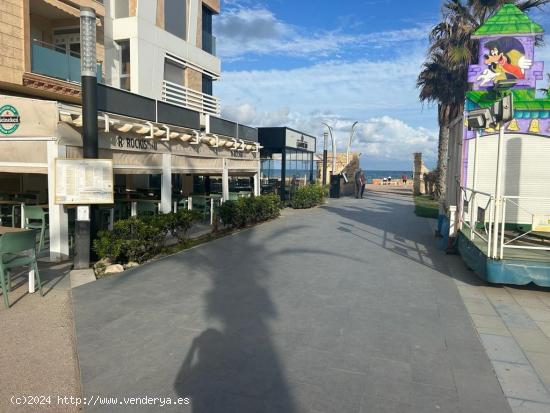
(55, 159, 114, 204)
(0, 104, 20, 135)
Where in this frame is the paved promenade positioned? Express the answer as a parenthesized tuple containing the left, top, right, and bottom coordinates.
(72, 188, 513, 413)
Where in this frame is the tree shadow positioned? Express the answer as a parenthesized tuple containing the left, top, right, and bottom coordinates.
(321, 191, 489, 287)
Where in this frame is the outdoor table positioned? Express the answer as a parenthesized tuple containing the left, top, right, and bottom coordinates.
(0, 226, 37, 293)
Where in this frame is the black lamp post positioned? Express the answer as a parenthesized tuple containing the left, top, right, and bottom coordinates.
(74, 6, 98, 269)
(322, 132, 328, 186)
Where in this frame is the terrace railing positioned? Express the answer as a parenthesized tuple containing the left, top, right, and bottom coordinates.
(460, 186, 495, 257)
(31, 39, 102, 83)
(161, 80, 221, 116)
(498, 196, 550, 259)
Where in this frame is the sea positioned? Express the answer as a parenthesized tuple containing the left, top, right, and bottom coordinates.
(363, 170, 413, 184)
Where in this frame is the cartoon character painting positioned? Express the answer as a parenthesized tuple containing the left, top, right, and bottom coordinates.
(477, 37, 532, 86)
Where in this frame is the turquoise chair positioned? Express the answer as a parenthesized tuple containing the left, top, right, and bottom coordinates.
(0, 230, 43, 309)
(23, 205, 48, 252)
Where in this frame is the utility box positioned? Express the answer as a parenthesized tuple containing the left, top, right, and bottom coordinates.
(330, 175, 341, 198)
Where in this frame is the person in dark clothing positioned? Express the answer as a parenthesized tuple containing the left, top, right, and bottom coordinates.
(360, 171, 366, 198)
(354, 169, 362, 199)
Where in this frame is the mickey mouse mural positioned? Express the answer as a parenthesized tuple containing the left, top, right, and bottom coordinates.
(477, 37, 532, 85)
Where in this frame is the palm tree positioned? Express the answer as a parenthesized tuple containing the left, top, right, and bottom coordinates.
(417, 52, 466, 199)
(418, 0, 550, 201)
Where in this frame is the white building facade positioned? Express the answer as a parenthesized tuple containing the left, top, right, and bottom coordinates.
(104, 0, 221, 117)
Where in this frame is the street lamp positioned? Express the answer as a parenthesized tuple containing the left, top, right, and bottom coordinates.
(74, 6, 98, 270)
(322, 132, 328, 186)
(322, 122, 336, 176)
(346, 121, 359, 166)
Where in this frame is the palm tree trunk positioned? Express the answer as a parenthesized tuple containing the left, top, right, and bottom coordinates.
(435, 104, 451, 201)
(437, 124, 450, 202)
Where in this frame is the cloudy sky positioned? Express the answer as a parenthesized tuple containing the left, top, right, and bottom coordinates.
(213, 0, 550, 170)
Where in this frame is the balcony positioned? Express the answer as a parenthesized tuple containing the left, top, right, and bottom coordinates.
(202, 31, 217, 56)
(31, 40, 103, 84)
(161, 80, 221, 116)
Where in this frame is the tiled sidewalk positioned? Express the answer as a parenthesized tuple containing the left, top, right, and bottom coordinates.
(0, 261, 81, 413)
(447, 256, 550, 413)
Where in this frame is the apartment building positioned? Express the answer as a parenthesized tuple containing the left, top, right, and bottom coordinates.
(104, 0, 221, 116)
(0, 0, 220, 115)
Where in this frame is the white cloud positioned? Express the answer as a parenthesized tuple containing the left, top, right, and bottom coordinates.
(214, 6, 430, 60)
(215, 2, 439, 169)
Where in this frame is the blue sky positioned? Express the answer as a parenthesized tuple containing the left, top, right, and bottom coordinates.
(214, 0, 550, 170)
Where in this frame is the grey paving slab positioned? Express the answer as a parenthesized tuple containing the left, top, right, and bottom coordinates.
(508, 398, 550, 413)
(73, 191, 511, 413)
(492, 361, 550, 404)
(479, 334, 530, 365)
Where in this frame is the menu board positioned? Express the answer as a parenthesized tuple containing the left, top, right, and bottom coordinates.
(55, 159, 114, 204)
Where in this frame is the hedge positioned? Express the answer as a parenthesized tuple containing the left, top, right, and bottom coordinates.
(219, 194, 281, 228)
(93, 209, 201, 264)
(290, 184, 327, 209)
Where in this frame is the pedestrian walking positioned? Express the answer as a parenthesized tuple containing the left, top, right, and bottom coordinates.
(402, 174, 408, 185)
(354, 169, 362, 198)
(360, 171, 366, 198)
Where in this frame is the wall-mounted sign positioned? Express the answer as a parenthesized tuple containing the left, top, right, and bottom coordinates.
(296, 136, 309, 150)
(0, 104, 20, 135)
(55, 159, 114, 205)
(286, 129, 316, 152)
(114, 135, 159, 151)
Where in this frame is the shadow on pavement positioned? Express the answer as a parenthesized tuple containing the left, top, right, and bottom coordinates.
(322, 191, 488, 288)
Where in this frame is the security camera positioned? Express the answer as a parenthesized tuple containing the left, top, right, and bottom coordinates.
(467, 108, 495, 130)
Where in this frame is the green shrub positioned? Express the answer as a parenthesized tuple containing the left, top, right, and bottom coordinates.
(219, 194, 281, 228)
(93, 209, 201, 263)
(290, 184, 327, 209)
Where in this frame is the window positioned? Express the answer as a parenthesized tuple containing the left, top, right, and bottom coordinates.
(201, 5, 215, 54)
(115, 0, 129, 18)
(164, 59, 185, 86)
(165, 0, 186, 40)
(202, 74, 213, 95)
(117, 40, 131, 91)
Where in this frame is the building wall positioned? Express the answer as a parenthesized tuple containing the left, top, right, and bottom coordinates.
(106, 0, 220, 99)
(202, 0, 220, 13)
(0, 0, 105, 101)
(0, 0, 25, 85)
(465, 133, 550, 224)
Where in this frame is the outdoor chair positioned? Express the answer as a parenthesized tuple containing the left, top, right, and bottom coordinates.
(192, 197, 211, 221)
(136, 201, 158, 216)
(23, 205, 48, 252)
(0, 193, 15, 227)
(0, 230, 43, 309)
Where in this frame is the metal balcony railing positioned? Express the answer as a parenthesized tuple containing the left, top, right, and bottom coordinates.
(202, 31, 217, 56)
(31, 39, 103, 84)
(161, 80, 220, 116)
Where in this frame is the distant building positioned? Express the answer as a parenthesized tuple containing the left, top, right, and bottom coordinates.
(258, 127, 317, 200)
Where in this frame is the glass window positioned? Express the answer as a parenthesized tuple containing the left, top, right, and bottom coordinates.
(115, 0, 129, 18)
(164, 59, 185, 85)
(165, 0, 186, 40)
(202, 74, 213, 95)
(117, 40, 131, 91)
